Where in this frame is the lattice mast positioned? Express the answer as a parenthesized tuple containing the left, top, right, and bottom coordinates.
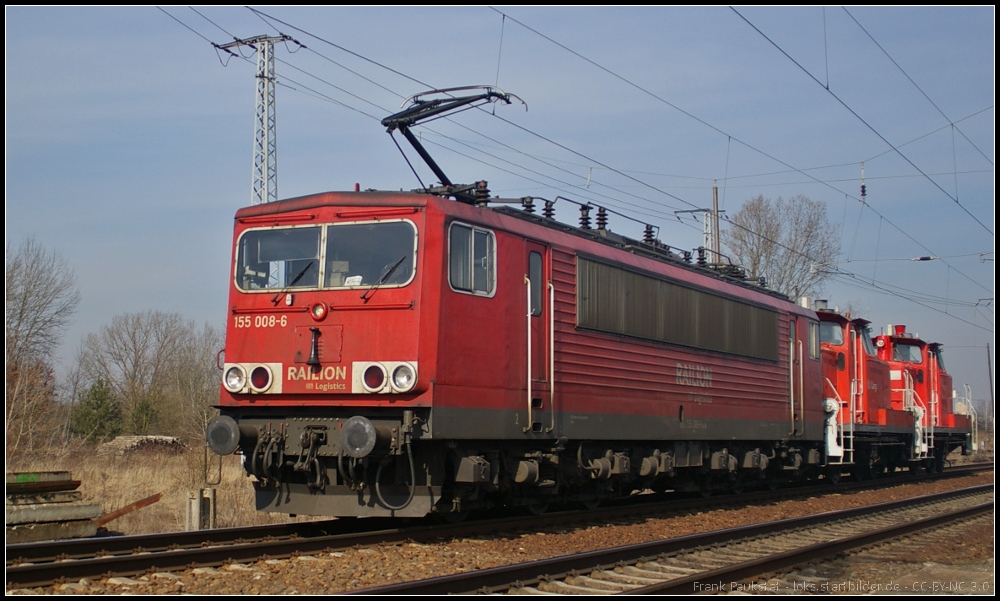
(220, 35, 290, 205)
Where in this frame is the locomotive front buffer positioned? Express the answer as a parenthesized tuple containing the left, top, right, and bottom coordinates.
(206, 410, 418, 494)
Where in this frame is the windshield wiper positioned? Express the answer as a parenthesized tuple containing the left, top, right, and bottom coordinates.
(361, 256, 407, 303)
(271, 260, 315, 304)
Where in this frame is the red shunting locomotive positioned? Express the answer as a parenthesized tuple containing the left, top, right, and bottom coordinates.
(205, 88, 973, 518)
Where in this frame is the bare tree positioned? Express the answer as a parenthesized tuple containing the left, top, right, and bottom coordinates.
(79, 311, 189, 434)
(78, 311, 223, 441)
(5, 239, 80, 460)
(722, 195, 841, 299)
(160, 323, 224, 440)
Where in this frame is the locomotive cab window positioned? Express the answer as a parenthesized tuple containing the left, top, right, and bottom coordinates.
(449, 222, 495, 296)
(893, 342, 923, 364)
(529, 251, 542, 316)
(860, 326, 877, 356)
(236, 226, 321, 291)
(931, 347, 946, 371)
(324, 220, 416, 289)
(235, 220, 416, 292)
(819, 321, 844, 346)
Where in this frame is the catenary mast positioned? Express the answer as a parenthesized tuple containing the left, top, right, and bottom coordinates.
(219, 35, 290, 205)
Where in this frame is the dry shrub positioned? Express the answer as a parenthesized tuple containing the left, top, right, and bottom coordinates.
(10, 446, 316, 535)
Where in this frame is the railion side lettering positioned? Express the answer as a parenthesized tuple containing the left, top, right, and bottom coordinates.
(676, 362, 713, 388)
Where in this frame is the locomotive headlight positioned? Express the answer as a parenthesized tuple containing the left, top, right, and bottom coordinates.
(362, 364, 387, 392)
(249, 365, 273, 392)
(391, 364, 416, 393)
(309, 302, 327, 321)
(223, 365, 247, 392)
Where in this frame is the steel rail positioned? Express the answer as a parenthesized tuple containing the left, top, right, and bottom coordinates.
(6, 467, 991, 588)
(351, 484, 992, 595)
(628, 502, 992, 594)
(11, 461, 986, 564)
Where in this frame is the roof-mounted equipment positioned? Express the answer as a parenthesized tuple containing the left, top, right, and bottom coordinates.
(382, 86, 525, 204)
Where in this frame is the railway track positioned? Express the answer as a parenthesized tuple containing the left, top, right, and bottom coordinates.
(5, 464, 991, 590)
(354, 484, 993, 594)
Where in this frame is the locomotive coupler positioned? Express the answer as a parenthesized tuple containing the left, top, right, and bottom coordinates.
(294, 426, 329, 492)
(251, 423, 286, 484)
(337, 452, 367, 491)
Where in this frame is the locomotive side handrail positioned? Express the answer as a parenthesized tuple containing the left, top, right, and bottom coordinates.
(548, 282, 555, 434)
(788, 324, 796, 436)
(895, 370, 932, 459)
(823, 377, 854, 465)
(524, 275, 533, 433)
(798, 339, 805, 438)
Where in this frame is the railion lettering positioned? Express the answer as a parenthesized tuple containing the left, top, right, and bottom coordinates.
(676, 362, 713, 388)
(287, 365, 347, 381)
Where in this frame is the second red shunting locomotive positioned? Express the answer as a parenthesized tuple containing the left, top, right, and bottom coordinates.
(816, 311, 971, 479)
(205, 88, 973, 519)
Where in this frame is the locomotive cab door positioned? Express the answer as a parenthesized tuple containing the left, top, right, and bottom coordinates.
(524, 241, 553, 435)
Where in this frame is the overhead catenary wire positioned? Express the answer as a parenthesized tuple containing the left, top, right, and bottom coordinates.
(731, 6, 994, 237)
(485, 7, 992, 298)
(841, 7, 994, 168)
(160, 6, 992, 334)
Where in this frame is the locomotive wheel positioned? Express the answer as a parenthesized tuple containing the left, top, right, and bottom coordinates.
(765, 468, 782, 491)
(826, 466, 842, 485)
(698, 474, 714, 498)
(443, 510, 470, 524)
(528, 501, 550, 515)
(581, 497, 601, 510)
(934, 453, 947, 473)
(854, 449, 879, 481)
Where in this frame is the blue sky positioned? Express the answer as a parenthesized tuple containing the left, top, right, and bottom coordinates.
(7, 7, 994, 405)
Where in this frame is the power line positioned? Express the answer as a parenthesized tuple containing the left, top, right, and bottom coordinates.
(162, 7, 993, 332)
(485, 7, 994, 301)
(842, 7, 994, 168)
(731, 6, 994, 237)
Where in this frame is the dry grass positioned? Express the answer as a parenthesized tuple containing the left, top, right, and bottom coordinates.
(9, 444, 312, 535)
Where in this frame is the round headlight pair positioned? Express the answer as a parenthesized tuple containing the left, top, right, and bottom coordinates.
(360, 362, 416, 393)
(223, 364, 273, 393)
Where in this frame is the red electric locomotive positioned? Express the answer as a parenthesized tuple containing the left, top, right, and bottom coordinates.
(205, 88, 971, 518)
